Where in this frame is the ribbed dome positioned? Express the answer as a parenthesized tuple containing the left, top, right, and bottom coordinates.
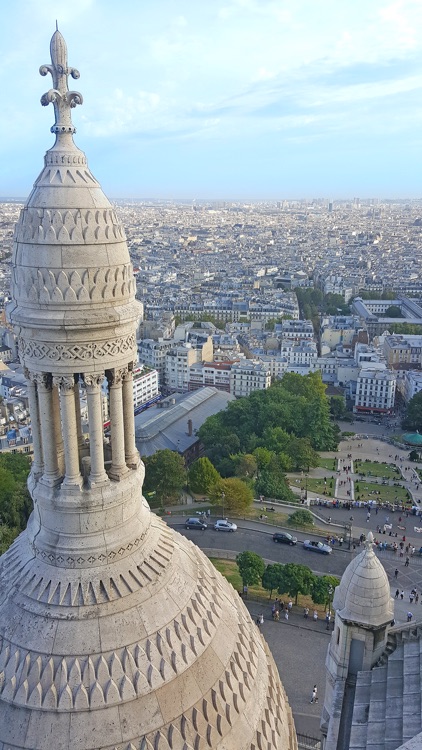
(0, 29, 297, 749)
(333, 533, 394, 628)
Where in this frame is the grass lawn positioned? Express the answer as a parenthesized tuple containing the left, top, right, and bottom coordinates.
(304, 477, 335, 497)
(354, 460, 401, 479)
(354, 481, 411, 504)
(208, 558, 333, 614)
(318, 457, 337, 471)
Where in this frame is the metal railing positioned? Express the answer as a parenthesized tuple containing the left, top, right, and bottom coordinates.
(296, 732, 321, 749)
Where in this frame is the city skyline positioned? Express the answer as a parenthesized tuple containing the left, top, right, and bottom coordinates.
(1, 0, 422, 200)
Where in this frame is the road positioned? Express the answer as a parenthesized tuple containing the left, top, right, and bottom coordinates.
(166, 516, 349, 577)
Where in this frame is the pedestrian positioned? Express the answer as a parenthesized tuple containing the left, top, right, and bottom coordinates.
(395, 588, 400, 598)
(310, 685, 318, 704)
(405, 557, 410, 568)
(401, 590, 404, 600)
(394, 568, 399, 579)
(256, 613, 264, 628)
(304, 607, 309, 619)
(288, 600, 293, 611)
(410, 593, 414, 604)
(284, 609, 289, 621)
(407, 612, 413, 622)
(313, 610, 318, 621)
(325, 611, 331, 630)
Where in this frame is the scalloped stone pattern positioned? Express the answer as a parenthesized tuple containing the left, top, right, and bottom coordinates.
(12, 263, 136, 305)
(14, 207, 126, 245)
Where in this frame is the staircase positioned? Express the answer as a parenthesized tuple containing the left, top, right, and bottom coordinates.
(349, 625, 422, 750)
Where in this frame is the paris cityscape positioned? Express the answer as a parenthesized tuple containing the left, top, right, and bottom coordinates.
(1, 2, 422, 749)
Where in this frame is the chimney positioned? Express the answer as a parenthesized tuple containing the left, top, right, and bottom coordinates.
(187, 419, 193, 436)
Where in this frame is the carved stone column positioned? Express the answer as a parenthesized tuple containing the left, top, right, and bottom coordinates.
(73, 376, 84, 454)
(107, 368, 128, 480)
(24, 369, 44, 476)
(53, 375, 82, 489)
(52, 383, 65, 477)
(35, 373, 61, 486)
(122, 365, 139, 468)
(84, 372, 108, 486)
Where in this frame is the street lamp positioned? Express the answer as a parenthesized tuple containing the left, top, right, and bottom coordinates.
(345, 522, 353, 550)
(222, 491, 225, 519)
(327, 584, 334, 628)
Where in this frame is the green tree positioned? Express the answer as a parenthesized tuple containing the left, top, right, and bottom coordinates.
(231, 453, 258, 479)
(143, 450, 186, 506)
(409, 450, 420, 462)
(286, 437, 319, 472)
(311, 575, 340, 610)
(382, 305, 402, 318)
(211, 477, 254, 513)
(236, 551, 265, 587)
(188, 457, 221, 494)
(253, 447, 274, 471)
(277, 563, 316, 604)
(262, 563, 284, 598)
(329, 395, 346, 420)
(255, 452, 294, 502)
(403, 391, 422, 432)
(288, 509, 314, 528)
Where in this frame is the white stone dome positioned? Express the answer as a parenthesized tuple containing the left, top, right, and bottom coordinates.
(333, 533, 394, 628)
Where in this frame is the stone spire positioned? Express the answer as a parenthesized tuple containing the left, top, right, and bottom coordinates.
(0, 30, 297, 749)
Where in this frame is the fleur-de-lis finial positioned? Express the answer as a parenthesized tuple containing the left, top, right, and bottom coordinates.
(40, 29, 83, 136)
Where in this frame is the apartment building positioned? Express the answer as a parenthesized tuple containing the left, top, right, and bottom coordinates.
(383, 334, 422, 370)
(132, 365, 159, 408)
(188, 361, 232, 392)
(354, 367, 396, 414)
(230, 361, 271, 398)
(138, 339, 172, 383)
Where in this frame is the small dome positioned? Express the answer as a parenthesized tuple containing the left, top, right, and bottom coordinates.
(333, 533, 393, 627)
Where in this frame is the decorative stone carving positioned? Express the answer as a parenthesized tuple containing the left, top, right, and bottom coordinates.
(14, 207, 127, 245)
(52, 374, 75, 392)
(32, 372, 52, 390)
(107, 367, 127, 388)
(13, 263, 134, 304)
(39, 24, 82, 135)
(83, 372, 105, 390)
(18, 333, 136, 364)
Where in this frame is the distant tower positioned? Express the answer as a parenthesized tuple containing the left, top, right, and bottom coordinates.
(1, 30, 297, 749)
(321, 533, 394, 749)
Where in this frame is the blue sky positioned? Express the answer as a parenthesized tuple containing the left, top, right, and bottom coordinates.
(1, 0, 422, 199)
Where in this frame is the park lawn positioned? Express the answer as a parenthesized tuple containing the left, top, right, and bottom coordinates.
(318, 457, 337, 471)
(354, 460, 401, 479)
(208, 558, 328, 614)
(245, 506, 290, 525)
(304, 477, 335, 497)
(354, 481, 411, 504)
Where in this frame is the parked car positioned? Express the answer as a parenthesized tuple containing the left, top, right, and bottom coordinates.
(214, 520, 237, 532)
(303, 540, 332, 555)
(273, 532, 297, 545)
(185, 518, 207, 530)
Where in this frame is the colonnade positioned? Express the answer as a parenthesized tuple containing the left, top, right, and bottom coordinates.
(25, 365, 138, 490)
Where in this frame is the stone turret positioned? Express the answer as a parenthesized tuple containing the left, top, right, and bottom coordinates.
(0, 29, 297, 749)
(321, 532, 394, 750)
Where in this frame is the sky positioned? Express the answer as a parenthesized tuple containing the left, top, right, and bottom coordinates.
(1, 0, 422, 199)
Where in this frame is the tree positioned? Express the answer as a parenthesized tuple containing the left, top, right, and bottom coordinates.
(253, 447, 273, 472)
(311, 575, 340, 610)
(288, 509, 314, 528)
(277, 563, 316, 604)
(236, 551, 265, 587)
(329, 395, 346, 420)
(262, 563, 284, 598)
(383, 305, 402, 318)
(231, 453, 257, 479)
(409, 450, 420, 462)
(403, 392, 422, 432)
(188, 457, 221, 495)
(286, 437, 319, 472)
(143, 450, 186, 505)
(211, 477, 253, 513)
